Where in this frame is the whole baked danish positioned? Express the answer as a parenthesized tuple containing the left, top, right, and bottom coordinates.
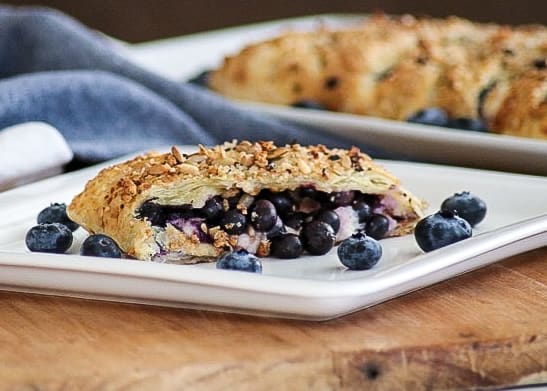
(209, 15, 547, 139)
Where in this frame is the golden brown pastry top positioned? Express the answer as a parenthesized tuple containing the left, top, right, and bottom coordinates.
(210, 15, 547, 139)
(69, 141, 417, 215)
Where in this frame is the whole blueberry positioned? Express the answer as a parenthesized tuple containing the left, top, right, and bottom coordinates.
(202, 197, 223, 222)
(299, 187, 320, 199)
(250, 200, 277, 231)
(447, 118, 489, 132)
(81, 234, 122, 258)
(265, 216, 286, 239)
(414, 210, 472, 252)
(283, 213, 305, 231)
(25, 223, 73, 253)
(216, 249, 262, 273)
(37, 203, 79, 231)
(314, 209, 340, 234)
(226, 195, 240, 210)
(441, 191, 487, 227)
(291, 100, 327, 110)
(329, 191, 355, 206)
(267, 192, 295, 216)
(270, 234, 303, 259)
(220, 210, 247, 235)
(352, 201, 373, 223)
(407, 108, 449, 127)
(301, 220, 336, 255)
(337, 232, 382, 270)
(365, 214, 390, 240)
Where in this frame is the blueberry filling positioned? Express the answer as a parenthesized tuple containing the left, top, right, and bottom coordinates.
(221, 210, 248, 235)
(169, 217, 212, 243)
(264, 191, 294, 216)
(315, 210, 340, 234)
(270, 234, 303, 259)
(283, 212, 305, 231)
(265, 216, 286, 239)
(301, 220, 336, 255)
(137, 187, 402, 259)
(365, 214, 390, 240)
(250, 200, 277, 231)
(202, 197, 223, 222)
(353, 201, 373, 223)
(136, 201, 194, 227)
(329, 191, 355, 206)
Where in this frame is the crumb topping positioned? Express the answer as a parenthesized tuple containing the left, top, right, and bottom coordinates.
(109, 141, 395, 204)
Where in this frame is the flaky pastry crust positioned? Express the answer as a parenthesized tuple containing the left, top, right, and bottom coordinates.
(210, 15, 547, 139)
(68, 141, 427, 262)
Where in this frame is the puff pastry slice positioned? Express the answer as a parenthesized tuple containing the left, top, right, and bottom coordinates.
(67, 141, 427, 262)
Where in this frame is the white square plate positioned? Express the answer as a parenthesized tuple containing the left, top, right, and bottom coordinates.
(127, 15, 547, 176)
(0, 147, 546, 320)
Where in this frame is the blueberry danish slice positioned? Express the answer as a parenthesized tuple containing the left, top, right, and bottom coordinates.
(68, 141, 427, 262)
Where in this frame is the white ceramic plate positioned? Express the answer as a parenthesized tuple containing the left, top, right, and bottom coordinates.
(127, 15, 547, 176)
(0, 147, 546, 320)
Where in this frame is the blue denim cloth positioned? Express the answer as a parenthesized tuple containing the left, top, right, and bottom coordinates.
(0, 6, 391, 165)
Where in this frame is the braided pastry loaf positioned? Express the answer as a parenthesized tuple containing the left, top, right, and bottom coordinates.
(209, 15, 547, 139)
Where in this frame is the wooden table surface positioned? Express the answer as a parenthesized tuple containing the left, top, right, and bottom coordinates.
(0, 248, 545, 391)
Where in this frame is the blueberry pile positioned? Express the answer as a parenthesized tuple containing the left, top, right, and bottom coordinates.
(414, 191, 487, 252)
(219, 229, 384, 272)
(138, 187, 392, 261)
(26, 203, 76, 254)
(26, 203, 121, 258)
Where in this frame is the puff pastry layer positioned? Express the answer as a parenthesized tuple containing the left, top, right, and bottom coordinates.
(210, 15, 547, 139)
(68, 141, 426, 262)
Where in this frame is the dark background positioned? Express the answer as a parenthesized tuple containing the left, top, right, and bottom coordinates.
(5, 0, 547, 42)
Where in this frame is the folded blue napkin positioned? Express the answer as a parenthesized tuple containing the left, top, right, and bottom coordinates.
(0, 6, 391, 167)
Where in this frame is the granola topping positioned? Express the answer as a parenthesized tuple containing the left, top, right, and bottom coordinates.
(113, 141, 393, 205)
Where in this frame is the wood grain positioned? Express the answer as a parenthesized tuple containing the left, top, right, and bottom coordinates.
(0, 248, 545, 391)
